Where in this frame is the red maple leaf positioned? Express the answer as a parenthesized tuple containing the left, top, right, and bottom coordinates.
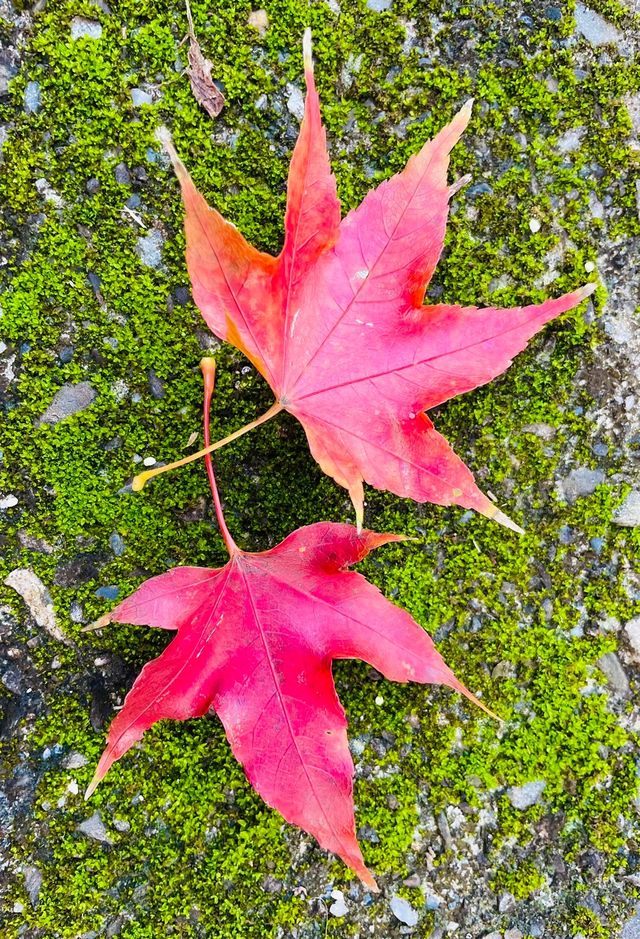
(145, 31, 594, 532)
(86, 359, 492, 889)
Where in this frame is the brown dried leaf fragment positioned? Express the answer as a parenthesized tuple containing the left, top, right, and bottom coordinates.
(185, 0, 225, 119)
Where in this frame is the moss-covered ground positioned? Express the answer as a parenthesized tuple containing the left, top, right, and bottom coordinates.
(0, 1, 639, 936)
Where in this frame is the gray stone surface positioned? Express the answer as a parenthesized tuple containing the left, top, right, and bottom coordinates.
(557, 466, 605, 503)
(622, 909, 640, 939)
(597, 652, 631, 696)
(77, 811, 113, 844)
(23, 866, 42, 907)
(506, 780, 546, 810)
(625, 617, 640, 661)
(23, 80, 40, 113)
(4, 569, 70, 646)
(37, 381, 97, 426)
(135, 229, 164, 268)
(130, 87, 153, 107)
(614, 490, 640, 527)
(574, 3, 623, 47)
(390, 895, 419, 926)
(70, 18, 103, 40)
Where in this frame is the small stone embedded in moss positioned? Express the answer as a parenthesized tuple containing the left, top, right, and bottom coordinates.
(329, 889, 348, 916)
(596, 652, 631, 697)
(36, 381, 97, 426)
(625, 617, 640, 661)
(70, 18, 103, 41)
(506, 780, 546, 809)
(574, 3, 623, 49)
(390, 895, 419, 926)
(557, 467, 605, 503)
(24, 80, 41, 114)
(614, 490, 640, 527)
(247, 10, 269, 36)
(77, 811, 113, 844)
(4, 568, 69, 645)
(135, 230, 165, 269)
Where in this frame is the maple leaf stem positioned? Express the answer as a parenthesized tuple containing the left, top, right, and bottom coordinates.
(200, 357, 238, 556)
(131, 401, 283, 492)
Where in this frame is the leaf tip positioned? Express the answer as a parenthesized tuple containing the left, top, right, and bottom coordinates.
(302, 28, 313, 72)
(362, 870, 379, 892)
(155, 125, 186, 180)
(84, 773, 100, 801)
(81, 614, 112, 633)
(577, 281, 597, 301)
(482, 504, 525, 535)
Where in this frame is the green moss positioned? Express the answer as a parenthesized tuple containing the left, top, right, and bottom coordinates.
(1, 0, 639, 936)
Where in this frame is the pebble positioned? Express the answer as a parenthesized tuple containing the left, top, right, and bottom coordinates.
(286, 84, 305, 120)
(574, 3, 622, 47)
(558, 467, 605, 503)
(64, 751, 88, 769)
(24, 81, 41, 114)
(528, 218, 541, 233)
(109, 532, 125, 556)
(596, 652, 630, 696)
(614, 490, 640, 527)
(70, 17, 103, 40)
(329, 889, 348, 916)
(556, 126, 585, 153)
(37, 381, 97, 426)
(367, 0, 393, 9)
(95, 585, 119, 601)
(625, 616, 640, 660)
(0, 494, 18, 509)
(131, 87, 153, 107)
(148, 370, 165, 399)
(114, 162, 130, 185)
(374, 695, 384, 706)
(4, 569, 70, 645)
(506, 779, 546, 809)
(247, 9, 269, 35)
(2, 665, 22, 694)
(77, 811, 113, 844)
(622, 909, 640, 938)
(85, 178, 100, 195)
(143, 456, 156, 467)
(23, 866, 43, 907)
(135, 230, 164, 269)
(585, 260, 596, 272)
(59, 346, 74, 365)
(499, 891, 516, 913)
(505, 931, 524, 939)
(390, 895, 419, 926)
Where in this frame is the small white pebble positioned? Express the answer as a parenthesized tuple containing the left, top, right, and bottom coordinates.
(0, 494, 18, 509)
(528, 218, 541, 233)
(247, 9, 269, 35)
(584, 260, 595, 272)
(57, 796, 67, 808)
(132, 454, 142, 464)
(68, 780, 79, 795)
(143, 456, 156, 467)
(13, 903, 24, 914)
(375, 695, 384, 706)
